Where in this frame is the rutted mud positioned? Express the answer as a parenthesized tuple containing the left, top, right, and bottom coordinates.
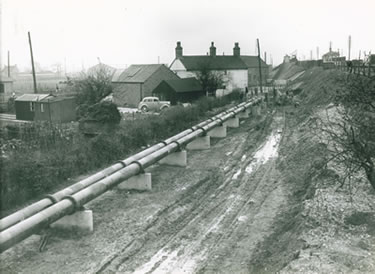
(0, 110, 287, 273)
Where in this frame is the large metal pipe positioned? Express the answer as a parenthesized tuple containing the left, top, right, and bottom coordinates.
(0, 101, 251, 231)
(0, 98, 261, 253)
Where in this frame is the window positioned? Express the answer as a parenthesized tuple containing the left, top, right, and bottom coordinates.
(40, 103, 44, 113)
(0, 84, 4, 93)
(30, 102, 35, 111)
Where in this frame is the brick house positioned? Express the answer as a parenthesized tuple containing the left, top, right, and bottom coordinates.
(111, 64, 180, 107)
(169, 41, 268, 94)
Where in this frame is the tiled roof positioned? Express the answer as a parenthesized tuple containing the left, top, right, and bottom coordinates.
(15, 94, 51, 102)
(112, 64, 164, 83)
(177, 55, 267, 71)
(164, 78, 202, 93)
(240, 56, 268, 68)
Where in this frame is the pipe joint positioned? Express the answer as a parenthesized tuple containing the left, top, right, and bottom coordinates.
(61, 195, 81, 215)
(44, 194, 58, 204)
(159, 140, 168, 146)
(117, 161, 127, 168)
(170, 140, 181, 151)
(130, 160, 145, 174)
(196, 126, 207, 136)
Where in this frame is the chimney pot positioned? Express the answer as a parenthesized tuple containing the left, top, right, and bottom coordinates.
(233, 42, 240, 57)
(175, 41, 183, 58)
(210, 42, 216, 57)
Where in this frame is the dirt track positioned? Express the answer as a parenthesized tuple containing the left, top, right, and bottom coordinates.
(1, 109, 289, 273)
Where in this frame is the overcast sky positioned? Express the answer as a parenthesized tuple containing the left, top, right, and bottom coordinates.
(1, 0, 374, 72)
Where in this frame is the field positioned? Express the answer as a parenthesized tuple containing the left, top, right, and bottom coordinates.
(12, 74, 67, 94)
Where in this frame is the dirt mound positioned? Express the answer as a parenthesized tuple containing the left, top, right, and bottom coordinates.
(271, 62, 305, 81)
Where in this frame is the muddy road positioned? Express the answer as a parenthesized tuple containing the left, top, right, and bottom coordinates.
(1, 110, 288, 273)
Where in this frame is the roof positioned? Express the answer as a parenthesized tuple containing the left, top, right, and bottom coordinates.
(164, 78, 203, 93)
(176, 55, 267, 71)
(15, 94, 51, 102)
(111, 64, 164, 83)
(0, 75, 14, 82)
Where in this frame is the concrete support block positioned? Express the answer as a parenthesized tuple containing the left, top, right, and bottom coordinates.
(223, 117, 239, 128)
(252, 106, 260, 116)
(51, 210, 93, 233)
(207, 125, 227, 138)
(118, 173, 152, 191)
(159, 150, 187, 167)
(186, 136, 210, 150)
(236, 109, 249, 119)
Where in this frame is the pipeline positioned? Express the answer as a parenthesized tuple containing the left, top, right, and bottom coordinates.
(0, 101, 250, 232)
(0, 98, 261, 253)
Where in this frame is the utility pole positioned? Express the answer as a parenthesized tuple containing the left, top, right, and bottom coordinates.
(256, 39, 263, 94)
(28, 31, 37, 93)
(348, 35, 351, 61)
(310, 50, 313, 60)
(264, 52, 267, 64)
(7, 51, 10, 77)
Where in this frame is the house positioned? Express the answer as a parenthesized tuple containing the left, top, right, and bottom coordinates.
(111, 64, 179, 107)
(1, 65, 19, 78)
(153, 77, 204, 105)
(15, 94, 76, 122)
(0, 76, 14, 106)
(169, 41, 269, 94)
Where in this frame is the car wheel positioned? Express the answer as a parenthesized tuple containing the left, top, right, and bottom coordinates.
(141, 106, 148, 112)
(160, 106, 169, 112)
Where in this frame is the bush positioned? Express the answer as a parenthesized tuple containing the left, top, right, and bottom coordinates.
(1, 92, 242, 213)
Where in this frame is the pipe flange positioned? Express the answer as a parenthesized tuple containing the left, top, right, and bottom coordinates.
(61, 195, 81, 215)
(160, 140, 168, 146)
(44, 194, 58, 204)
(196, 126, 207, 136)
(216, 117, 224, 126)
(130, 160, 145, 174)
(170, 140, 181, 151)
(116, 161, 127, 168)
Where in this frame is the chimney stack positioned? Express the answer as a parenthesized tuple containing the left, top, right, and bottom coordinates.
(233, 42, 240, 56)
(209, 42, 216, 57)
(175, 41, 183, 58)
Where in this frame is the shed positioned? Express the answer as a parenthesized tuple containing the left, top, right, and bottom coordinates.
(0, 76, 14, 106)
(153, 78, 204, 105)
(15, 94, 50, 121)
(111, 64, 180, 107)
(15, 94, 76, 122)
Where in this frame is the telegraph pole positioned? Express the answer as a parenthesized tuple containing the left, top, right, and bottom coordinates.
(28, 31, 38, 93)
(7, 51, 10, 77)
(256, 38, 263, 94)
(348, 35, 351, 61)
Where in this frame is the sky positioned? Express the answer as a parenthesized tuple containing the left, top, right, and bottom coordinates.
(1, 0, 374, 72)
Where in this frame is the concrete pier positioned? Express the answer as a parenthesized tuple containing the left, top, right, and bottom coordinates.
(223, 117, 239, 128)
(159, 150, 187, 167)
(236, 109, 249, 119)
(186, 136, 210, 150)
(118, 173, 152, 191)
(50, 209, 93, 233)
(208, 125, 227, 138)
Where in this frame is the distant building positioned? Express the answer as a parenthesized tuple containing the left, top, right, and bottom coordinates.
(153, 77, 204, 105)
(111, 64, 179, 107)
(1, 65, 19, 78)
(15, 94, 76, 122)
(0, 76, 14, 106)
(170, 41, 269, 94)
(322, 45, 341, 63)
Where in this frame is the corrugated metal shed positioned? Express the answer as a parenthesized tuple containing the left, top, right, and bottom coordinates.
(15, 94, 51, 102)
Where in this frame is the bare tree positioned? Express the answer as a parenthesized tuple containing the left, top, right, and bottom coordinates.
(195, 62, 226, 96)
(313, 74, 375, 189)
